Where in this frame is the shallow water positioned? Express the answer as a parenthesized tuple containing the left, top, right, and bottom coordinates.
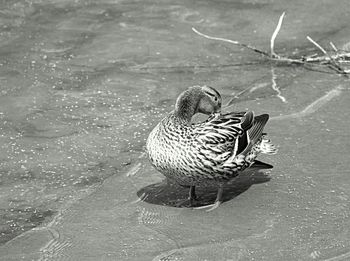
(0, 0, 350, 260)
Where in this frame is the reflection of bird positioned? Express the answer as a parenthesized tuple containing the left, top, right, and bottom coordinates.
(146, 85, 276, 210)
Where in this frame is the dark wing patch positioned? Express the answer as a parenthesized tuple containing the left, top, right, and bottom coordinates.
(236, 131, 248, 155)
(241, 114, 269, 155)
(248, 114, 269, 143)
(240, 111, 254, 130)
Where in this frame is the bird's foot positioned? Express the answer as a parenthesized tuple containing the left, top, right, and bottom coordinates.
(193, 200, 222, 212)
(193, 185, 223, 211)
(131, 192, 148, 204)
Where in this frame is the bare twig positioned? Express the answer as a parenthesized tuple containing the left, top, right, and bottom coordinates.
(224, 86, 252, 108)
(307, 36, 327, 54)
(330, 42, 338, 52)
(270, 12, 286, 58)
(307, 36, 347, 75)
(192, 12, 350, 76)
(192, 27, 270, 57)
(303, 53, 350, 63)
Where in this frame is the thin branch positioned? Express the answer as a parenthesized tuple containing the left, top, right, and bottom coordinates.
(307, 36, 347, 75)
(303, 52, 350, 63)
(330, 42, 338, 52)
(270, 12, 286, 58)
(224, 86, 251, 108)
(192, 27, 270, 57)
(192, 12, 350, 76)
(307, 36, 327, 54)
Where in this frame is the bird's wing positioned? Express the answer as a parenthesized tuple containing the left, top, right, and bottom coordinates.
(193, 111, 254, 163)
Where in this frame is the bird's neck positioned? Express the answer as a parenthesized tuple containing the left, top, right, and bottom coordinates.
(174, 94, 199, 123)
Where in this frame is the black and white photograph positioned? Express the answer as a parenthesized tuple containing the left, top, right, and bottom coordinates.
(0, 0, 349, 260)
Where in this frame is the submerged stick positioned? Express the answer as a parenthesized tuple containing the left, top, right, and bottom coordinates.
(271, 67, 287, 103)
(271, 85, 343, 120)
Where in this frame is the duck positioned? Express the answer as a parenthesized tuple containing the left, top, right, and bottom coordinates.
(146, 85, 276, 210)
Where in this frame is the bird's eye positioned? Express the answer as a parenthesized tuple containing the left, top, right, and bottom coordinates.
(214, 97, 218, 102)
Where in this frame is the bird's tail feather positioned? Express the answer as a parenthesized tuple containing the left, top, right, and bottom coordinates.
(250, 160, 273, 169)
(260, 138, 278, 155)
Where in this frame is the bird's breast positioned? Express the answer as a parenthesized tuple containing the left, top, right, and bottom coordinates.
(146, 124, 199, 174)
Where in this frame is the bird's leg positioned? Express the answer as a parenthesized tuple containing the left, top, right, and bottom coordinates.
(189, 186, 197, 201)
(174, 185, 197, 207)
(208, 185, 224, 211)
(194, 185, 224, 211)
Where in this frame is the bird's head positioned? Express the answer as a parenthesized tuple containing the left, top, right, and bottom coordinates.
(174, 85, 222, 121)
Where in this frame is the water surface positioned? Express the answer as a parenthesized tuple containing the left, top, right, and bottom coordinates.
(0, 0, 350, 260)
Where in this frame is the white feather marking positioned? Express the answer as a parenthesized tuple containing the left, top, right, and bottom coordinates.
(222, 154, 245, 168)
(260, 139, 277, 154)
(213, 151, 231, 162)
(232, 137, 239, 158)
